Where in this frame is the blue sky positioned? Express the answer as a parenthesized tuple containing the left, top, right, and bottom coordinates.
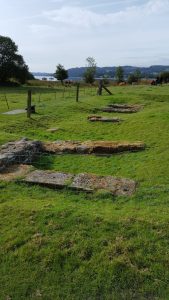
(0, 0, 169, 71)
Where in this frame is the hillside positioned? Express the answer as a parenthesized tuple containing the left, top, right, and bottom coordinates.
(68, 65, 169, 78)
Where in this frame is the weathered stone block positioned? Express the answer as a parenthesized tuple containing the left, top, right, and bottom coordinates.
(71, 173, 136, 196)
(25, 170, 74, 188)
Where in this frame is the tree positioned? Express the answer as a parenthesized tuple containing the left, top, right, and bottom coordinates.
(159, 71, 169, 83)
(127, 69, 142, 85)
(83, 57, 96, 84)
(134, 69, 141, 82)
(54, 64, 68, 84)
(0, 35, 32, 83)
(115, 66, 124, 83)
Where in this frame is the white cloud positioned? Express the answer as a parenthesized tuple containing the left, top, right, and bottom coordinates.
(1, 0, 169, 71)
(43, 0, 169, 27)
(145, 0, 169, 14)
(86, 0, 140, 9)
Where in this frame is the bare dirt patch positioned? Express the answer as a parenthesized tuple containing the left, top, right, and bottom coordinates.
(0, 164, 33, 181)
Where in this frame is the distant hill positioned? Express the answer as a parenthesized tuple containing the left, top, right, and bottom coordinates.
(68, 65, 169, 78)
(33, 65, 169, 79)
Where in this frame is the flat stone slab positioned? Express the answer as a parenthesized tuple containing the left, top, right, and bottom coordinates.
(88, 115, 122, 122)
(101, 104, 141, 113)
(43, 140, 145, 155)
(24, 169, 137, 196)
(25, 170, 74, 188)
(2, 109, 26, 115)
(0, 138, 42, 171)
(108, 104, 141, 109)
(46, 128, 60, 133)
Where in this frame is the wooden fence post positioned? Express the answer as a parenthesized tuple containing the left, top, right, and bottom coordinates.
(76, 83, 80, 102)
(102, 84, 112, 95)
(97, 80, 103, 96)
(27, 90, 32, 118)
(4, 94, 9, 109)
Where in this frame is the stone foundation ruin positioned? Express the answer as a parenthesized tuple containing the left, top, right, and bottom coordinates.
(101, 103, 142, 113)
(0, 138, 145, 196)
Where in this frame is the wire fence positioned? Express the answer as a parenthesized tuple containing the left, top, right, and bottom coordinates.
(0, 85, 99, 114)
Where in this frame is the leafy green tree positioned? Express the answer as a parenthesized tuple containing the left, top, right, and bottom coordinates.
(83, 57, 96, 84)
(127, 69, 141, 84)
(115, 66, 124, 83)
(54, 64, 68, 84)
(134, 69, 141, 82)
(0, 35, 32, 83)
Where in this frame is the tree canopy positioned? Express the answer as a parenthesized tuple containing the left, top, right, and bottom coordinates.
(54, 64, 68, 84)
(0, 35, 33, 84)
(83, 57, 97, 84)
(127, 70, 142, 84)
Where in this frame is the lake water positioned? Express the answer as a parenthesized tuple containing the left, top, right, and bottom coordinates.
(35, 76, 115, 82)
(35, 76, 57, 81)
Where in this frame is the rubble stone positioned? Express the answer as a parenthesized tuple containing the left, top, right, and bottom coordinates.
(0, 138, 42, 171)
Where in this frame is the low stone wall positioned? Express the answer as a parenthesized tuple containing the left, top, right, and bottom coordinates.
(43, 140, 145, 155)
(0, 139, 145, 171)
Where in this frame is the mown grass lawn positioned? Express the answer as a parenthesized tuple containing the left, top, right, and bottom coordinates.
(0, 84, 169, 299)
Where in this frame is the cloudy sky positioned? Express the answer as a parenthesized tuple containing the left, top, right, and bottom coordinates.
(0, 0, 169, 72)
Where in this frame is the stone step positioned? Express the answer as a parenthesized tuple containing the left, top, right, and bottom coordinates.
(24, 169, 137, 196)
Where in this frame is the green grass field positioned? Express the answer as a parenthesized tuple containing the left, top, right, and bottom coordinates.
(0, 84, 169, 299)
